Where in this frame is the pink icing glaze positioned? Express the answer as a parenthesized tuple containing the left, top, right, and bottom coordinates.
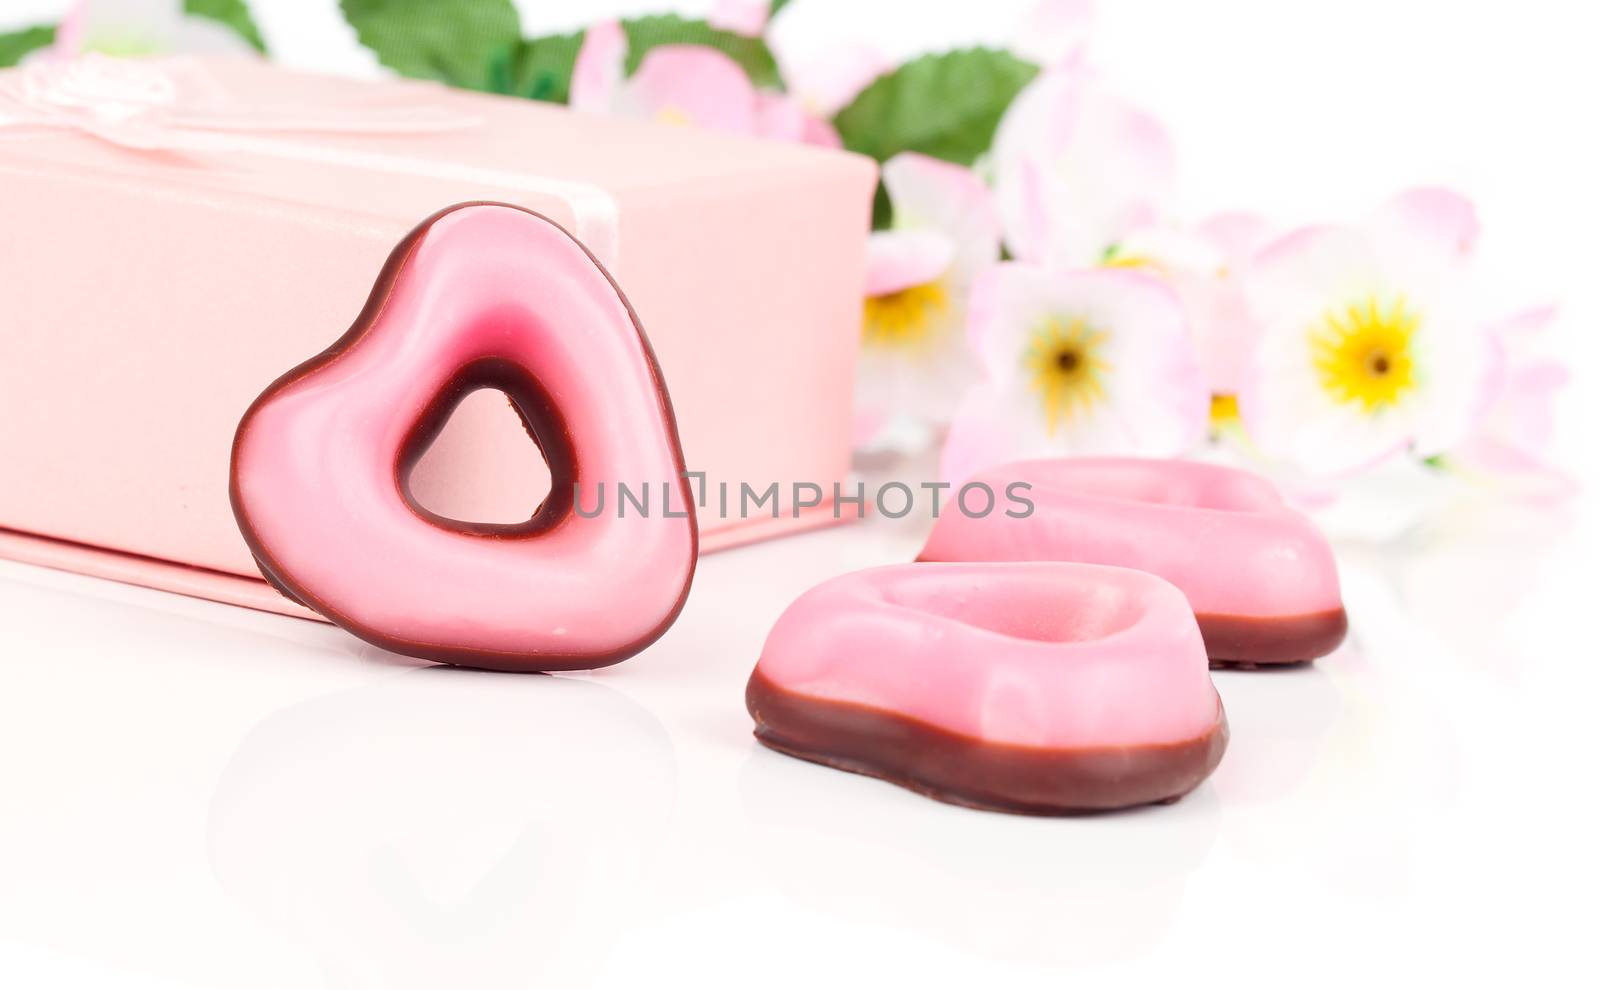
(230, 203, 696, 669)
(920, 458, 1342, 619)
(753, 562, 1219, 749)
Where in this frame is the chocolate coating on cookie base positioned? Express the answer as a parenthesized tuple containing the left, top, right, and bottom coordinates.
(1199, 608, 1347, 668)
(745, 669, 1229, 815)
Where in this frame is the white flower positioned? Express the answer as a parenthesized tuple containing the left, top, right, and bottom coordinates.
(1238, 189, 1498, 475)
(940, 265, 1209, 483)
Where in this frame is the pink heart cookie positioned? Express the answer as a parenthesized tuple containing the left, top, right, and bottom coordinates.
(920, 457, 1347, 666)
(230, 203, 697, 671)
(746, 562, 1228, 814)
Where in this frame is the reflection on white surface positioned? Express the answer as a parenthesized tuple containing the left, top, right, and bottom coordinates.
(1205, 661, 1344, 805)
(738, 747, 1221, 967)
(1, 492, 1597, 987)
(208, 670, 675, 989)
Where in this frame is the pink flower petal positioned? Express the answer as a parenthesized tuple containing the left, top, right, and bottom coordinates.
(1415, 316, 1504, 461)
(1190, 294, 1261, 396)
(1373, 187, 1480, 255)
(856, 296, 979, 430)
(865, 230, 957, 296)
(965, 262, 1052, 385)
(1502, 357, 1571, 447)
(52, 3, 88, 57)
(754, 91, 841, 147)
(1486, 303, 1558, 343)
(772, 40, 889, 117)
(1112, 221, 1218, 270)
(1453, 436, 1578, 504)
(992, 65, 1176, 265)
(1121, 214, 1274, 396)
(882, 152, 1000, 280)
(1247, 225, 1384, 335)
(1447, 315, 1577, 504)
(798, 112, 842, 148)
(1455, 303, 1570, 484)
(1368, 187, 1478, 300)
(569, 20, 626, 112)
(1173, 219, 1293, 399)
(940, 383, 1034, 485)
(1238, 391, 1414, 478)
(752, 90, 805, 141)
(626, 45, 759, 133)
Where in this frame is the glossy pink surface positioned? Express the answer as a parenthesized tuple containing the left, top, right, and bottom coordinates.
(753, 562, 1219, 748)
(920, 458, 1343, 619)
(231, 204, 695, 665)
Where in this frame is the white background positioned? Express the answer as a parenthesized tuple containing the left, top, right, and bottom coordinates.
(3, 1, 1598, 987)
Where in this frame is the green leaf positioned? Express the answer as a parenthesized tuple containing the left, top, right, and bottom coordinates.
(0, 24, 54, 68)
(185, 0, 267, 53)
(485, 30, 583, 103)
(620, 14, 782, 90)
(339, 0, 522, 91)
(769, 0, 795, 19)
(833, 48, 1038, 166)
(869, 182, 893, 230)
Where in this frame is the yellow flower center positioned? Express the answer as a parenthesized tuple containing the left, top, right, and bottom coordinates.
(1209, 393, 1240, 428)
(862, 280, 949, 352)
(1024, 316, 1111, 434)
(1100, 243, 1162, 271)
(655, 106, 692, 126)
(1312, 295, 1419, 411)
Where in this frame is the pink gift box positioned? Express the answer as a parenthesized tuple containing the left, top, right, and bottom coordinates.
(0, 56, 876, 620)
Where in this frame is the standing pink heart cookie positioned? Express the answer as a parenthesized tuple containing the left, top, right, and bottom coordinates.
(230, 203, 697, 671)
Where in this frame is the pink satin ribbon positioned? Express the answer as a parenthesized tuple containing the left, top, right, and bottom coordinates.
(0, 55, 621, 267)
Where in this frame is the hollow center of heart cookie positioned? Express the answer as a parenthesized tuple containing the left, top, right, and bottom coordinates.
(884, 572, 1143, 643)
(405, 385, 556, 528)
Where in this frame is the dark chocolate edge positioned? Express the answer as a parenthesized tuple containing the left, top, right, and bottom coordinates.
(1197, 607, 1347, 665)
(745, 668, 1229, 815)
(394, 357, 579, 538)
(914, 555, 1346, 666)
(228, 201, 699, 672)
